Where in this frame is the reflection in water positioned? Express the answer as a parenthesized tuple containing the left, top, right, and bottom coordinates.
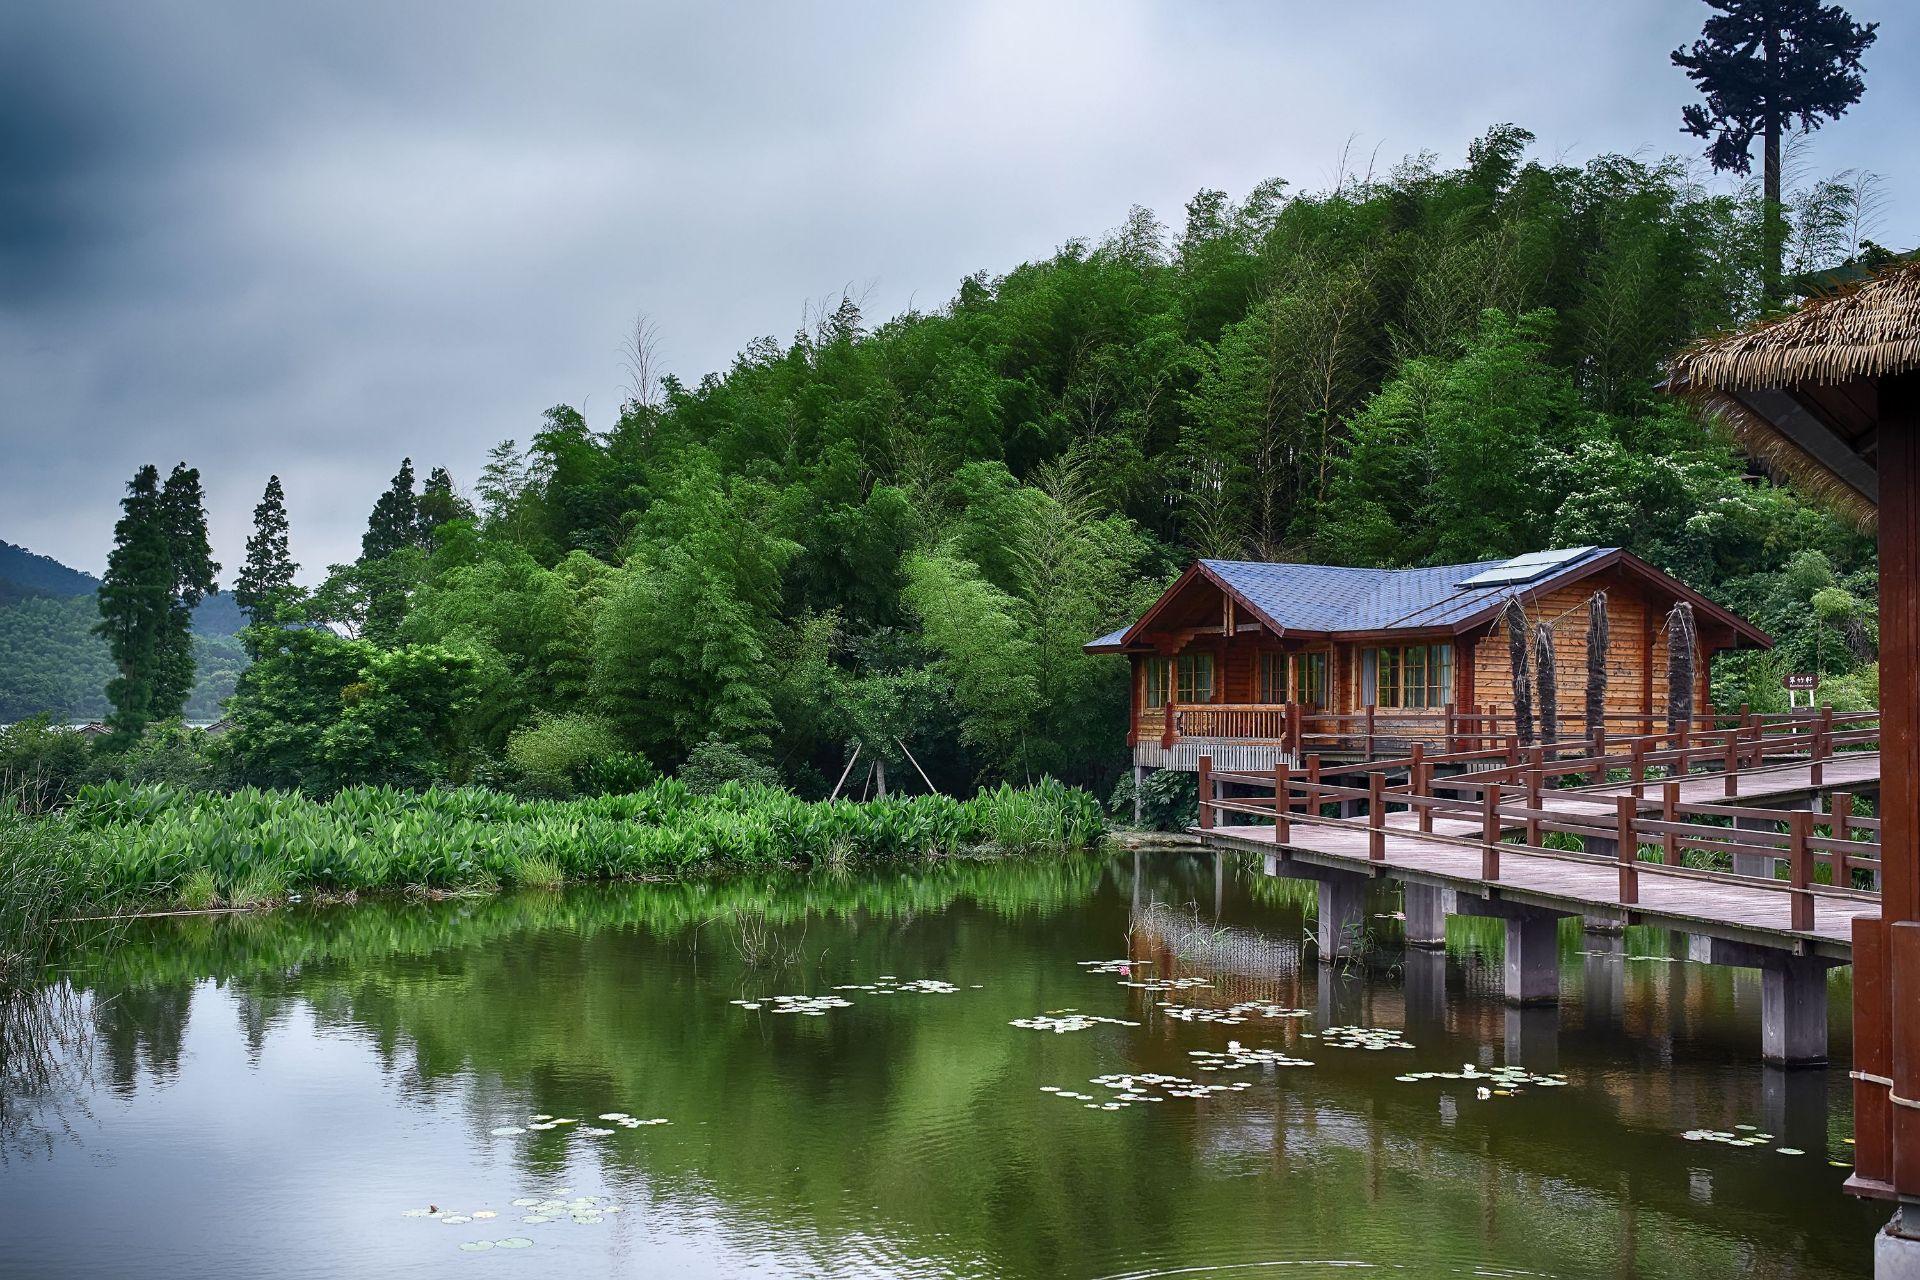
(0, 851, 1881, 1278)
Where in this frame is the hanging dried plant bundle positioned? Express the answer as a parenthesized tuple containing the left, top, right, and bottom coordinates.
(1534, 621, 1557, 745)
(1585, 592, 1609, 739)
(1666, 602, 1697, 733)
(1503, 597, 1534, 746)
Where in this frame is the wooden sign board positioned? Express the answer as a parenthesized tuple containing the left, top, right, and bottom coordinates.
(1782, 673, 1819, 691)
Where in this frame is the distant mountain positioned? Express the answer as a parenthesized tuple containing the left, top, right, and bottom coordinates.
(0, 538, 245, 637)
(0, 540, 99, 597)
(0, 538, 250, 723)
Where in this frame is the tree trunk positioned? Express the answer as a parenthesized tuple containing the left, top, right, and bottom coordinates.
(1585, 592, 1610, 739)
(1764, 116, 1784, 304)
(1763, 23, 1783, 304)
(1504, 598, 1534, 746)
(1666, 603, 1697, 733)
(1535, 622, 1558, 745)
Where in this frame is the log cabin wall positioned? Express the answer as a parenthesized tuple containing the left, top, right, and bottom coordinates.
(1466, 567, 1708, 732)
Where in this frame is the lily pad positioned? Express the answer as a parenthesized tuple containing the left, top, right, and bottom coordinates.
(495, 1238, 534, 1250)
(459, 1240, 494, 1252)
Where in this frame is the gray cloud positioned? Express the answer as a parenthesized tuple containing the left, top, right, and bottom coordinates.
(3, 1, 1913, 578)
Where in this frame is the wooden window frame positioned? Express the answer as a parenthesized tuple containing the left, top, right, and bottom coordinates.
(1368, 642, 1454, 710)
(1175, 652, 1214, 704)
(1294, 650, 1329, 708)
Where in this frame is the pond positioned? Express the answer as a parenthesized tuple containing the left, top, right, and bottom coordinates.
(0, 850, 1883, 1278)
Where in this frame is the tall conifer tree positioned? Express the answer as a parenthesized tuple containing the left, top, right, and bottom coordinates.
(151, 463, 220, 719)
(96, 466, 172, 735)
(361, 458, 420, 561)
(235, 475, 299, 627)
(416, 466, 467, 543)
(1672, 0, 1877, 301)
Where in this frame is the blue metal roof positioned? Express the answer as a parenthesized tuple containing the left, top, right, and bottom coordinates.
(1084, 548, 1621, 650)
(1204, 548, 1614, 633)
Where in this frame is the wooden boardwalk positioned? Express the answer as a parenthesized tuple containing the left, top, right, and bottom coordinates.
(1206, 753, 1883, 960)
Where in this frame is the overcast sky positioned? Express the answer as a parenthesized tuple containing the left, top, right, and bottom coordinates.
(4, 1, 1913, 580)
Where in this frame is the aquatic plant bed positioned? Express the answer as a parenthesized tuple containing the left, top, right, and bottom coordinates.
(32, 776, 1103, 911)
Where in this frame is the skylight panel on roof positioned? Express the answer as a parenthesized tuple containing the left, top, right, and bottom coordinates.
(1455, 547, 1595, 589)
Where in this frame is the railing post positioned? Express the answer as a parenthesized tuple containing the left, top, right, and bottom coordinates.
(1444, 702, 1457, 755)
(1529, 743, 1546, 791)
(1365, 704, 1376, 761)
(1198, 754, 1213, 830)
(1630, 738, 1646, 798)
(1306, 754, 1322, 818)
(1368, 771, 1385, 861)
(1274, 761, 1291, 843)
(1788, 809, 1814, 931)
(1481, 782, 1501, 881)
(1723, 731, 1740, 797)
(1525, 767, 1542, 846)
(1677, 724, 1692, 775)
(1616, 794, 1639, 905)
(1286, 701, 1302, 759)
(1504, 735, 1520, 777)
(1593, 723, 1607, 775)
(1661, 781, 1679, 866)
(1411, 742, 1431, 834)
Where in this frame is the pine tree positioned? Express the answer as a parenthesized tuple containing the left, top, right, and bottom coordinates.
(151, 463, 220, 719)
(361, 458, 420, 561)
(1672, 0, 1878, 301)
(235, 475, 299, 626)
(96, 466, 173, 736)
(416, 466, 468, 543)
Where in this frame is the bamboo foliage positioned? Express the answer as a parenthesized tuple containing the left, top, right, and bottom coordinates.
(1585, 592, 1609, 738)
(1665, 602, 1697, 732)
(1534, 620, 1557, 745)
(1503, 597, 1534, 746)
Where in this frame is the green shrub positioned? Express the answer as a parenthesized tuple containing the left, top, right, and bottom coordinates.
(1107, 769, 1197, 831)
(0, 716, 93, 815)
(679, 737, 781, 794)
(504, 712, 624, 796)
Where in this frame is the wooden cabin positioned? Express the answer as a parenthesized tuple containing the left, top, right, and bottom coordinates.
(1086, 546, 1770, 772)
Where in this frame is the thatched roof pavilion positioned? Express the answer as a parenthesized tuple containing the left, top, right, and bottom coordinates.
(1670, 261, 1920, 529)
(1668, 258, 1919, 1229)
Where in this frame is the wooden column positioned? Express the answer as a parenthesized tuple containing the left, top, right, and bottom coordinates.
(1881, 374, 1920, 1207)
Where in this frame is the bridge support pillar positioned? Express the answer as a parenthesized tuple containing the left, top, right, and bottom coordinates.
(1877, 1205, 1920, 1279)
(1761, 953, 1831, 1067)
(1504, 913, 1562, 1006)
(1403, 882, 1451, 949)
(1317, 874, 1367, 964)
(1337, 796, 1365, 820)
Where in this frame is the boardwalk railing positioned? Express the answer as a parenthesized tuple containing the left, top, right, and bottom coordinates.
(1145, 697, 1874, 761)
(1192, 716, 1882, 928)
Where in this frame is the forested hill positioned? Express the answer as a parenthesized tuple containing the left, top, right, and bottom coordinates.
(223, 126, 1879, 801)
(0, 540, 245, 722)
(0, 541, 99, 598)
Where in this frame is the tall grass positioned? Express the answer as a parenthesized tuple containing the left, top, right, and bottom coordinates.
(44, 777, 1106, 909)
(0, 805, 101, 989)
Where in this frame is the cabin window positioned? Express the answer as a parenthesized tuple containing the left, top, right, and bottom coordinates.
(1365, 643, 1453, 709)
(1294, 652, 1329, 708)
(1176, 653, 1214, 703)
(1144, 658, 1170, 708)
(1257, 652, 1286, 703)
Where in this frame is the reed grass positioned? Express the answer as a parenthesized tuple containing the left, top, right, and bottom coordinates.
(36, 777, 1106, 912)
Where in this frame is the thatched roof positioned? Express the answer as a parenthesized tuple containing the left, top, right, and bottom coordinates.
(1673, 261, 1920, 391)
(1667, 261, 1920, 530)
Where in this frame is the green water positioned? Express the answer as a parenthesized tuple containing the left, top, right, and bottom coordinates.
(0, 851, 1882, 1277)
